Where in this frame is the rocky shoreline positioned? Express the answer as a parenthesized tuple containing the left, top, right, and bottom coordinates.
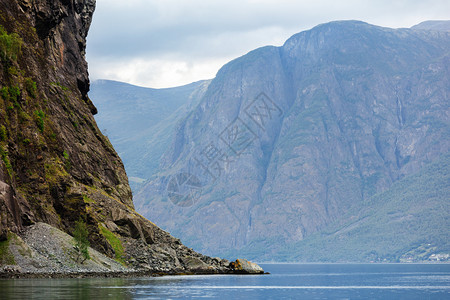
(0, 223, 264, 278)
(0, 268, 267, 279)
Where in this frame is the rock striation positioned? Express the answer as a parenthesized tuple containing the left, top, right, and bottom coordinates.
(0, 0, 262, 275)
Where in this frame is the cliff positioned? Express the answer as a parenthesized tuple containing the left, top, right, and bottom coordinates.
(0, 0, 260, 275)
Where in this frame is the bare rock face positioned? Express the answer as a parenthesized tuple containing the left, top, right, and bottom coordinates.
(0, 0, 260, 275)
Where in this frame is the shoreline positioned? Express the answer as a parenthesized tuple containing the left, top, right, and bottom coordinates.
(257, 261, 450, 265)
(0, 270, 267, 279)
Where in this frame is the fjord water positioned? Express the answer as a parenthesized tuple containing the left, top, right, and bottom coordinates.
(1, 264, 449, 299)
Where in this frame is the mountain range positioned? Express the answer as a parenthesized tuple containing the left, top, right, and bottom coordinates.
(91, 20, 450, 262)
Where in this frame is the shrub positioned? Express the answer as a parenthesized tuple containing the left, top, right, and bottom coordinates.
(0, 125, 6, 141)
(0, 87, 9, 101)
(0, 86, 20, 104)
(9, 86, 20, 102)
(34, 109, 45, 132)
(62, 150, 71, 170)
(0, 146, 12, 176)
(7, 66, 18, 76)
(0, 25, 22, 61)
(24, 78, 37, 98)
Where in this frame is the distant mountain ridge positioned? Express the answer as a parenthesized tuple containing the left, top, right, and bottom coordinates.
(90, 79, 209, 191)
(91, 20, 450, 262)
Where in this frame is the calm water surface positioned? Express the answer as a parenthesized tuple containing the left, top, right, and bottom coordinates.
(1, 264, 449, 299)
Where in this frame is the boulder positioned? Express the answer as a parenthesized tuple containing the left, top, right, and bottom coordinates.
(181, 256, 212, 272)
(230, 259, 264, 274)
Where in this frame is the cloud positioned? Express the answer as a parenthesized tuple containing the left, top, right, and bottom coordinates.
(86, 0, 450, 88)
(89, 57, 230, 88)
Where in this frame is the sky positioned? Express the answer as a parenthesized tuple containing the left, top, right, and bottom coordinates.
(86, 0, 450, 89)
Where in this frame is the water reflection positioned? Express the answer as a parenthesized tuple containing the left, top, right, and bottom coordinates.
(0, 278, 134, 300)
(1, 264, 449, 300)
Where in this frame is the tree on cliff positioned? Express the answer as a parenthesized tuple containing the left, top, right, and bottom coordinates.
(73, 220, 90, 263)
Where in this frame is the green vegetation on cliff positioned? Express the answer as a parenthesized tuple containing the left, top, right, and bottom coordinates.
(99, 225, 125, 265)
(0, 25, 22, 61)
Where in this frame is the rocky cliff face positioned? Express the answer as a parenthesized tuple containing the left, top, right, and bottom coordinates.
(134, 21, 450, 260)
(0, 0, 251, 274)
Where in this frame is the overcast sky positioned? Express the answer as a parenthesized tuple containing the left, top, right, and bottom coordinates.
(85, 0, 449, 88)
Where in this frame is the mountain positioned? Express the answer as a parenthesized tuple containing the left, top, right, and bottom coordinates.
(225, 153, 450, 262)
(411, 20, 450, 31)
(90, 79, 209, 191)
(121, 20, 449, 261)
(0, 0, 258, 275)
